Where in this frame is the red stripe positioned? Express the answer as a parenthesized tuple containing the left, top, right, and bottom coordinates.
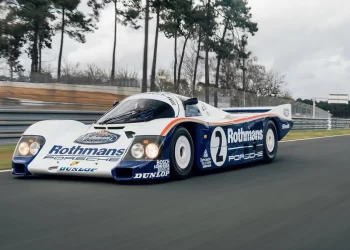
(160, 113, 273, 136)
(160, 118, 189, 136)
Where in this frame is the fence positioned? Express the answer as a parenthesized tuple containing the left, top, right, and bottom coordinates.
(0, 81, 332, 118)
(1, 109, 349, 145)
(196, 89, 331, 119)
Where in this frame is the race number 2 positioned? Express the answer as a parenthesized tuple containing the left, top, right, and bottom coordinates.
(210, 127, 227, 167)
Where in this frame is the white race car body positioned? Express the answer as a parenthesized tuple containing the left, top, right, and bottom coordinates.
(12, 92, 293, 181)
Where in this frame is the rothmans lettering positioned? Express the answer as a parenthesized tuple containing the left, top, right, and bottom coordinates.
(48, 145, 125, 156)
(227, 128, 263, 144)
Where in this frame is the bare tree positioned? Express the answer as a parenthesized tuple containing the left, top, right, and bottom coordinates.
(219, 58, 240, 94)
(155, 69, 173, 92)
(242, 56, 290, 98)
(116, 66, 139, 79)
(263, 70, 288, 97)
(62, 60, 82, 78)
(83, 63, 109, 84)
(178, 79, 191, 96)
(182, 40, 203, 95)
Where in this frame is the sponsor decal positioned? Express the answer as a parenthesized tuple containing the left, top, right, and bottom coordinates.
(200, 149, 212, 169)
(134, 171, 170, 179)
(283, 108, 289, 117)
(43, 145, 125, 162)
(133, 160, 170, 179)
(46, 145, 125, 156)
(154, 159, 170, 172)
(229, 151, 263, 162)
(227, 128, 263, 144)
(282, 123, 290, 129)
(74, 130, 120, 144)
(44, 156, 121, 162)
(70, 161, 80, 166)
(59, 167, 98, 172)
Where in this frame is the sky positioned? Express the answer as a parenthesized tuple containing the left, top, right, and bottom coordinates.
(8, 0, 350, 100)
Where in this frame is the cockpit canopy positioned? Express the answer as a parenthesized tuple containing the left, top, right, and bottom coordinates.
(97, 98, 176, 124)
(96, 93, 221, 125)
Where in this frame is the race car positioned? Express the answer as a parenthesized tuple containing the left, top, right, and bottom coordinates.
(11, 92, 293, 181)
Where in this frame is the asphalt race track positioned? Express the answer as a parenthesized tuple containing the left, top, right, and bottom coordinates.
(1, 136, 350, 250)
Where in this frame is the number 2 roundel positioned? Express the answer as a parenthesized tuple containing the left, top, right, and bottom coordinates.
(210, 127, 227, 167)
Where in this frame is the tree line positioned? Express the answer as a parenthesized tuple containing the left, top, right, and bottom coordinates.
(0, 0, 291, 107)
(297, 99, 350, 118)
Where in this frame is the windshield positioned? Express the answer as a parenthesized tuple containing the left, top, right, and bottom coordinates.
(97, 98, 175, 124)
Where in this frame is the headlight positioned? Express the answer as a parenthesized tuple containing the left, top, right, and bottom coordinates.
(123, 135, 164, 161)
(131, 143, 144, 159)
(14, 135, 46, 157)
(145, 143, 159, 159)
(18, 142, 30, 156)
(29, 142, 41, 155)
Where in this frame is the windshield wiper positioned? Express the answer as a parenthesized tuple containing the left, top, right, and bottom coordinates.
(123, 108, 157, 122)
(98, 110, 137, 124)
(99, 107, 158, 125)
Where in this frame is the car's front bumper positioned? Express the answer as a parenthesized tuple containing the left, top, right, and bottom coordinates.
(112, 160, 170, 181)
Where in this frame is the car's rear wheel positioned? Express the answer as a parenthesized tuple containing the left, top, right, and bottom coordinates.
(170, 127, 194, 180)
(262, 120, 278, 163)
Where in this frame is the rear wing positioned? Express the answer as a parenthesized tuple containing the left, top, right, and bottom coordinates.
(221, 104, 292, 120)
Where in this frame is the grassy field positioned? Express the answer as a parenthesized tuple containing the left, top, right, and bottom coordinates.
(0, 145, 15, 170)
(1, 129, 350, 170)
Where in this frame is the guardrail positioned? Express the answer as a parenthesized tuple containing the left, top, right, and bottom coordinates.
(1, 110, 350, 145)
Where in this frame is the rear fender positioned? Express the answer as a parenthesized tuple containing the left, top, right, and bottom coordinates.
(223, 104, 293, 141)
(266, 104, 292, 121)
(266, 116, 293, 141)
(223, 104, 292, 121)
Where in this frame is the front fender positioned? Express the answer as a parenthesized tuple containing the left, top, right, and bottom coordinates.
(23, 120, 90, 139)
(12, 120, 91, 175)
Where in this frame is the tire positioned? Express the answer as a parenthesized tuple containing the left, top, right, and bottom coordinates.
(262, 120, 278, 163)
(169, 126, 194, 180)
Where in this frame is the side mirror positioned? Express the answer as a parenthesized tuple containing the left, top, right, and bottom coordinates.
(113, 101, 119, 107)
(183, 97, 198, 106)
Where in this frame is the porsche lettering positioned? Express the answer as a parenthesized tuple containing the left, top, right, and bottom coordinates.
(229, 151, 263, 161)
(43, 156, 121, 162)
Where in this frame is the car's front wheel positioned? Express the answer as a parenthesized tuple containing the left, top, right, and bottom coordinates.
(169, 127, 194, 180)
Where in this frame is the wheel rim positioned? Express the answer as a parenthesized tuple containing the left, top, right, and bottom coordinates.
(266, 128, 275, 153)
(174, 135, 191, 170)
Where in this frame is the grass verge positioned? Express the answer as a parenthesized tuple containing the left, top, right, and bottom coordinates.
(0, 129, 350, 170)
(0, 145, 15, 170)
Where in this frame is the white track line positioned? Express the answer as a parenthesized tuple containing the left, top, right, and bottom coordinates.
(1, 134, 350, 174)
(281, 134, 350, 143)
(0, 169, 11, 173)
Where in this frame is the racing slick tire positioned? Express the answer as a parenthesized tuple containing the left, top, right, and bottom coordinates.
(169, 126, 194, 180)
(262, 120, 278, 164)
